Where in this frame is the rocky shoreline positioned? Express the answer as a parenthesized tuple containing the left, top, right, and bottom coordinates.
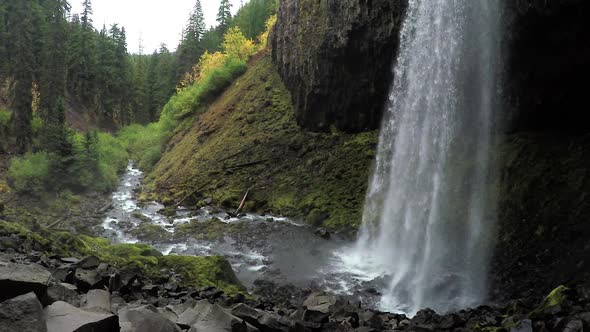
(1, 242, 589, 332)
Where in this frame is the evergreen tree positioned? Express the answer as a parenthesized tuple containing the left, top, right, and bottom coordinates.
(8, 0, 37, 153)
(217, 0, 233, 33)
(177, 0, 207, 79)
(40, 0, 70, 124)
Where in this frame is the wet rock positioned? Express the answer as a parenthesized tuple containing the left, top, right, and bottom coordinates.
(177, 299, 248, 331)
(314, 228, 331, 240)
(0, 262, 51, 303)
(83, 289, 111, 312)
(47, 282, 80, 307)
(0, 292, 46, 332)
(45, 301, 119, 332)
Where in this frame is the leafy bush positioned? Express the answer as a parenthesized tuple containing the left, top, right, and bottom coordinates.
(8, 152, 51, 193)
(118, 123, 167, 171)
(222, 27, 256, 62)
(0, 109, 10, 130)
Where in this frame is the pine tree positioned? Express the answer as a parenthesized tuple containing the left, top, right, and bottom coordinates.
(177, 0, 207, 79)
(81, 0, 92, 30)
(40, 0, 70, 124)
(217, 0, 233, 32)
(9, 0, 37, 154)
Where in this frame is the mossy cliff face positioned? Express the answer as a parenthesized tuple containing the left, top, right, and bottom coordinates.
(490, 0, 590, 302)
(491, 134, 590, 302)
(271, 0, 407, 132)
(148, 54, 377, 233)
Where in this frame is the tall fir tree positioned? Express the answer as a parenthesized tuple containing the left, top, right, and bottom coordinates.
(177, 0, 207, 79)
(8, 0, 37, 153)
(217, 0, 233, 33)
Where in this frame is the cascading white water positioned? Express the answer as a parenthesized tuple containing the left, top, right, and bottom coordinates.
(345, 0, 501, 315)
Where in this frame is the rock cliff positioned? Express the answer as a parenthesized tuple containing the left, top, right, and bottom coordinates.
(271, 0, 407, 132)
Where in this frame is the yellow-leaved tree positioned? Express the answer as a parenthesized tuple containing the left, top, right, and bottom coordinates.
(258, 15, 277, 49)
(222, 27, 256, 62)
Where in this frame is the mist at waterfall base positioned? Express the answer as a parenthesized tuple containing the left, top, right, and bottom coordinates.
(337, 0, 502, 315)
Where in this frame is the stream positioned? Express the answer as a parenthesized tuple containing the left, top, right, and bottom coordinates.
(97, 162, 381, 302)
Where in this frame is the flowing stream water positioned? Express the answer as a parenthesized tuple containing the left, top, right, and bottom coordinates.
(337, 0, 502, 315)
(99, 162, 372, 296)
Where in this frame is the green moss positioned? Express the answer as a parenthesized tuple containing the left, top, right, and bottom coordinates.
(129, 222, 172, 243)
(0, 219, 244, 295)
(148, 54, 376, 234)
(174, 218, 248, 241)
(528, 285, 569, 319)
(158, 255, 245, 296)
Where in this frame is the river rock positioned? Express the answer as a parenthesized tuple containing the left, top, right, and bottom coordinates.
(45, 301, 119, 332)
(83, 289, 111, 312)
(0, 262, 51, 303)
(0, 292, 46, 332)
(47, 282, 80, 306)
(177, 299, 249, 331)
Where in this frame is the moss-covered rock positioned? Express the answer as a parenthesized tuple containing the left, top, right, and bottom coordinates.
(0, 219, 245, 295)
(529, 285, 569, 319)
(147, 54, 377, 234)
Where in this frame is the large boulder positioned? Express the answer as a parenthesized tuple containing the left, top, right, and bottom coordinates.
(45, 301, 119, 332)
(0, 262, 51, 303)
(231, 303, 288, 332)
(271, 0, 407, 132)
(177, 299, 250, 332)
(119, 304, 180, 332)
(0, 292, 46, 332)
(82, 289, 111, 312)
(47, 282, 80, 307)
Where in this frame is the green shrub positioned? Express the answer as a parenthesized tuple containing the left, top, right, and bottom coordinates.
(8, 152, 51, 193)
(0, 109, 10, 130)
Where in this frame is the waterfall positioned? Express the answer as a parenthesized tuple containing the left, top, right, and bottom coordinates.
(348, 0, 502, 314)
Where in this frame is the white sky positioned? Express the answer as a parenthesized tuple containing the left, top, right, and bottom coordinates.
(71, 0, 241, 54)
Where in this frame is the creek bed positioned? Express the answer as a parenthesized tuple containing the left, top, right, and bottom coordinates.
(97, 162, 382, 301)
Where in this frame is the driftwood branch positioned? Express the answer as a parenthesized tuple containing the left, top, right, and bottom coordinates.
(234, 189, 250, 215)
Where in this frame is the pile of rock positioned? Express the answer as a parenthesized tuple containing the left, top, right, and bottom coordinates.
(2, 249, 590, 331)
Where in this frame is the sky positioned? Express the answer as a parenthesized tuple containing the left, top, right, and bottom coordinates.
(71, 0, 241, 54)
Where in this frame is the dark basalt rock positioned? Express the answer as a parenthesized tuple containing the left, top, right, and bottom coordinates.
(0, 292, 46, 332)
(271, 0, 408, 132)
(0, 262, 51, 304)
